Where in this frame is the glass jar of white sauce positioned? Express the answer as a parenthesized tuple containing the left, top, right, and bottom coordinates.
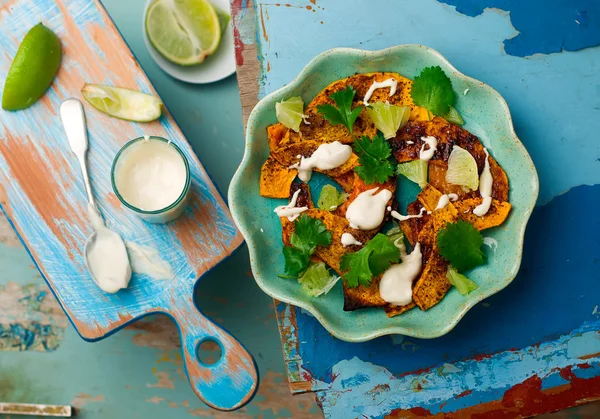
(111, 136, 191, 224)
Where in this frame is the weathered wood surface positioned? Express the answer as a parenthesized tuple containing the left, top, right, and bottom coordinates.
(0, 0, 257, 410)
(231, 0, 600, 417)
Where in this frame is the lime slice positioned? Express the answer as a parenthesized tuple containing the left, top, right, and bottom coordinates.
(397, 159, 428, 188)
(146, 0, 221, 66)
(2, 23, 61, 111)
(444, 105, 464, 125)
(446, 145, 479, 191)
(81, 84, 162, 122)
(366, 102, 410, 139)
(317, 184, 348, 211)
(276, 96, 308, 132)
(446, 267, 478, 296)
(298, 262, 340, 297)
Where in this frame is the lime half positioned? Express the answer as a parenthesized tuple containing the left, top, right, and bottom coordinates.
(397, 159, 428, 188)
(146, 0, 221, 66)
(276, 96, 308, 132)
(81, 84, 162, 122)
(366, 102, 410, 139)
(2, 23, 61, 111)
(446, 145, 479, 191)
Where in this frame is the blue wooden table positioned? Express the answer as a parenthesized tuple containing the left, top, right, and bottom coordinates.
(0, 0, 598, 418)
(231, 0, 600, 417)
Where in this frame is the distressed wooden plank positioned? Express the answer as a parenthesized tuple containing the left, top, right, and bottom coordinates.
(0, 0, 257, 410)
(231, 0, 261, 126)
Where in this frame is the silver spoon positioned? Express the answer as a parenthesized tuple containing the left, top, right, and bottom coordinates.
(60, 98, 131, 293)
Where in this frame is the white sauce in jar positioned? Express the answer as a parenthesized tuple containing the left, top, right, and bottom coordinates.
(341, 232, 362, 247)
(346, 188, 393, 230)
(379, 243, 423, 306)
(363, 78, 398, 106)
(274, 189, 308, 221)
(473, 148, 493, 217)
(420, 136, 438, 161)
(114, 139, 188, 211)
(289, 141, 352, 182)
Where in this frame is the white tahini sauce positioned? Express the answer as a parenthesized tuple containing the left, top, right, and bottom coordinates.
(473, 148, 493, 217)
(274, 189, 308, 221)
(341, 232, 362, 247)
(125, 241, 174, 281)
(363, 78, 398, 106)
(114, 139, 187, 211)
(379, 242, 423, 306)
(289, 141, 352, 182)
(346, 188, 393, 230)
(435, 193, 459, 210)
(390, 207, 427, 222)
(419, 136, 438, 161)
(85, 204, 131, 293)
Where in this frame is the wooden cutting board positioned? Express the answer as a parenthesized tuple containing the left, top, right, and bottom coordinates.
(0, 0, 257, 410)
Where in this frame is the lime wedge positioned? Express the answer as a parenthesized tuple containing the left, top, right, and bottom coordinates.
(397, 159, 428, 188)
(447, 267, 478, 296)
(446, 145, 479, 191)
(81, 84, 162, 122)
(276, 96, 307, 132)
(444, 105, 464, 125)
(317, 185, 348, 211)
(298, 262, 340, 297)
(146, 0, 221, 66)
(2, 23, 61, 111)
(366, 102, 410, 139)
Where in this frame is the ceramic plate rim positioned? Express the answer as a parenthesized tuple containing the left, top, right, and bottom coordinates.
(229, 45, 539, 342)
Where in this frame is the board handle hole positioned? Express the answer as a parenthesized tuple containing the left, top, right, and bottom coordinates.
(196, 338, 223, 366)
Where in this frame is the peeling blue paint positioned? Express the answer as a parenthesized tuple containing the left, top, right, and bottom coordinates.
(315, 323, 600, 418)
(438, 0, 600, 56)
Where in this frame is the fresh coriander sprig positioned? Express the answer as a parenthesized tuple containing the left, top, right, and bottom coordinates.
(411, 66, 456, 117)
(437, 220, 486, 272)
(280, 214, 332, 278)
(316, 86, 363, 134)
(340, 234, 400, 288)
(353, 132, 396, 185)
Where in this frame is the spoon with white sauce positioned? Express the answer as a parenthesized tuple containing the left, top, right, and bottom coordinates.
(60, 99, 132, 293)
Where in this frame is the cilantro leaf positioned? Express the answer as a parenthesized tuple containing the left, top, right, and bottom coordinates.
(340, 233, 401, 288)
(316, 86, 363, 133)
(282, 246, 310, 278)
(281, 214, 333, 278)
(291, 214, 332, 253)
(411, 66, 456, 117)
(353, 132, 396, 184)
(437, 220, 486, 272)
(340, 247, 373, 288)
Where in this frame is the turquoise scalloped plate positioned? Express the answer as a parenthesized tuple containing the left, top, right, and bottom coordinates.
(228, 45, 539, 342)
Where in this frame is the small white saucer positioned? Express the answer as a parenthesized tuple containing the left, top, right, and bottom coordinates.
(142, 0, 236, 84)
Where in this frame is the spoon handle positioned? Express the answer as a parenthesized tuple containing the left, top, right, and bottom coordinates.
(60, 99, 95, 207)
